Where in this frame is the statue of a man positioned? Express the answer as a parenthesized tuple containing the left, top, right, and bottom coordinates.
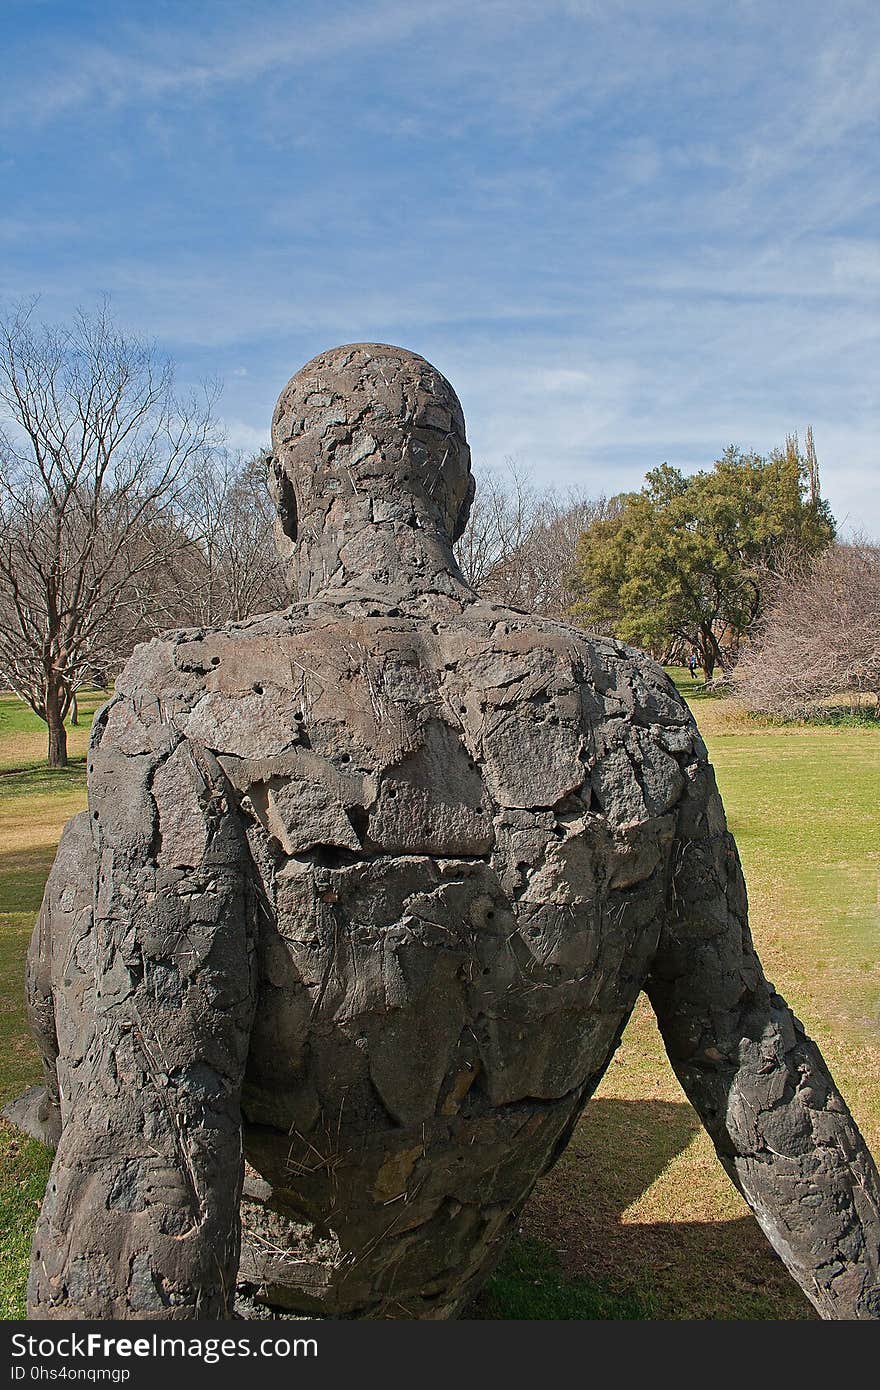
(17, 345, 880, 1319)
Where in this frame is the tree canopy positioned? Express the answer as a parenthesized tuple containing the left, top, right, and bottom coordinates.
(569, 436, 835, 678)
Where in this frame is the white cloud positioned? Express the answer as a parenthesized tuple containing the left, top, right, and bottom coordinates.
(0, 1, 481, 128)
(221, 417, 270, 454)
(3, 1, 877, 536)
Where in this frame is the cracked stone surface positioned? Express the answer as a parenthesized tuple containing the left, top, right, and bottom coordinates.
(13, 343, 880, 1320)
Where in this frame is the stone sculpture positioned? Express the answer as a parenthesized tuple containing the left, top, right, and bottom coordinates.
(13, 344, 880, 1320)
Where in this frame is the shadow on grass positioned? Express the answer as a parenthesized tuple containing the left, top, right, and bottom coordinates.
(0, 843, 58, 916)
(0, 904, 42, 1107)
(471, 1234, 658, 1319)
(0, 761, 87, 800)
(471, 1097, 813, 1320)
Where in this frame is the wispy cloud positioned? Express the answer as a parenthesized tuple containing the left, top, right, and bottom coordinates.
(2, 0, 877, 534)
(0, 1, 478, 127)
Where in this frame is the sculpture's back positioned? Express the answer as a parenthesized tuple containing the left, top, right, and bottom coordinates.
(226, 604, 692, 1318)
(18, 345, 880, 1320)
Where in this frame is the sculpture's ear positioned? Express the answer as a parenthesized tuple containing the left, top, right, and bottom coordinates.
(452, 467, 476, 543)
(266, 452, 297, 545)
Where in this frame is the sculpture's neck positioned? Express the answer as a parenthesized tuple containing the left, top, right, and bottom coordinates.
(294, 508, 475, 604)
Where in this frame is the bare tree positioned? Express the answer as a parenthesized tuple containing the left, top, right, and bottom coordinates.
(454, 459, 538, 593)
(499, 489, 615, 617)
(455, 459, 610, 618)
(144, 449, 289, 630)
(0, 301, 218, 766)
(734, 539, 880, 718)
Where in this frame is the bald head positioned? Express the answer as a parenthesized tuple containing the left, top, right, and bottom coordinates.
(269, 344, 475, 598)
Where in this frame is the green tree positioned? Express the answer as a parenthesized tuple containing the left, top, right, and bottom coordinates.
(569, 435, 835, 680)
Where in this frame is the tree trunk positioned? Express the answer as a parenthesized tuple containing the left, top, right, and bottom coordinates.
(46, 684, 68, 768)
(70, 694, 79, 727)
(699, 624, 726, 682)
(47, 718, 68, 768)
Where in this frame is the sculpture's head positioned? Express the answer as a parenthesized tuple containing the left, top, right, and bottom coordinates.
(269, 344, 474, 596)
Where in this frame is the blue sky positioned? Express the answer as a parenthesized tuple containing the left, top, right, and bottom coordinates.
(2, 0, 878, 533)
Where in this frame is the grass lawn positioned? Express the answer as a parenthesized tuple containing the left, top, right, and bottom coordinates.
(0, 679, 877, 1320)
(0, 691, 107, 1320)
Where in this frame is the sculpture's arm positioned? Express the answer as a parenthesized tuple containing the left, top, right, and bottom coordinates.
(645, 753, 880, 1319)
(25, 874, 60, 1136)
(22, 812, 96, 1149)
(28, 695, 257, 1320)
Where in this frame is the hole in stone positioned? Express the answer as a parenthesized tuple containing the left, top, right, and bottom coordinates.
(346, 805, 369, 843)
(253, 683, 264, 695)
(387, 787, 398, 799)
(210, 656, 221, 667)
(311, 844, 353, 869)
(340, 753, 351, 764)
(294, 710, 304, 721)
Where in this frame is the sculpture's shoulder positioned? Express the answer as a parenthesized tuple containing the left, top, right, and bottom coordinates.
(438, 598, 692, 729)
(98, 602, 441, 769)
(436, 600, 704, 820)
(95, 609, 313, 756)
(90, 600, 706, 833)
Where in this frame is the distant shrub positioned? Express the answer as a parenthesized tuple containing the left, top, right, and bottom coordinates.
(735, 541, 880, 720)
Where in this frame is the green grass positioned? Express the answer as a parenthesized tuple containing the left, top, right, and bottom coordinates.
(0, 679, 878, 1320)
(0, 862, 55, 1317)
(0, 1131, 52, 1317)
(666, 665, 880, 725)
(0, 688, 108, 735)
(0, 688, 107, 774)
(0, 690, 105, 1318)
(473, 1235, 658, 1319)
(665, 665, 729, 699)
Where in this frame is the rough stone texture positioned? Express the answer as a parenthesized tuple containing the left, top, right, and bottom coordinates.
(12, 343, 880, 1320)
